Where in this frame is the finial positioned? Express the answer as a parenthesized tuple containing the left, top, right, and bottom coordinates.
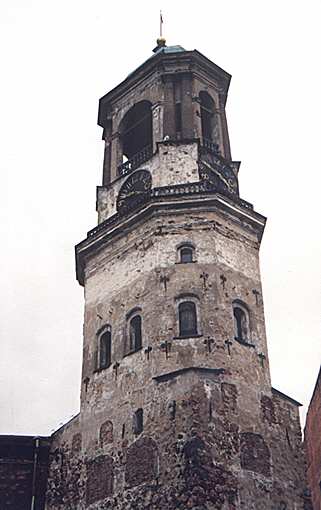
(153, 10, 166, 52)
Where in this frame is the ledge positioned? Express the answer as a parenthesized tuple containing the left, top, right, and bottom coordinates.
(234, 337, 255, 348)
(123, 347, 143, 358)
(93, 364, 111, 374)
(173, 333, 203, 340)
(76, 190, 266, 286)
(175, 260, 197, 265)
(153, 366, 225, 383)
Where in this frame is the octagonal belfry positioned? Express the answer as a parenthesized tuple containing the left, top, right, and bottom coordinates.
(45, 42, 310, 510)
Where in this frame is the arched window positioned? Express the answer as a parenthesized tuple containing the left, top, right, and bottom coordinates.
(177, 242, 195, 264)
(129, 315, 142, 352)
(179, 246, 194, 263)
(200, 91, 216, 143)
(233, 302, 250, 342)
(97, 328, 112, 370)
(133, 408, 143, 435)
(179, 301, 197, 337)
(120, 101, 153, 163)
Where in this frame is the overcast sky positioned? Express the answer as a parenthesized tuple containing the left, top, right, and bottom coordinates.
(0, 0, 320, 436)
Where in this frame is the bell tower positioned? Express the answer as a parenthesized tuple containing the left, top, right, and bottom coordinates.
(45, 42, 309, 510)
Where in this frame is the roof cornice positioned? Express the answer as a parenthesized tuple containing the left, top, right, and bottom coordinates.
(98, 49, 231, 127)
(75, 189, 266, 286)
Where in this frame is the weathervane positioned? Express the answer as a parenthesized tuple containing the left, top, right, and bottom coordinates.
(155, 10, 166, 49)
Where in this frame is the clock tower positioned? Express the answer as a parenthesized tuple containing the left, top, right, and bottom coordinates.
(45, 41, 309, 509)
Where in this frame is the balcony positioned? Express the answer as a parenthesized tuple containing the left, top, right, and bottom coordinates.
(117, 145, 153, 178)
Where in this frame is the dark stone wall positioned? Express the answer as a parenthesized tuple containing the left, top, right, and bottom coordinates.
(305, 367, 321, 510)
(45, 373, 308, 509)
(0, 435, 50, 510)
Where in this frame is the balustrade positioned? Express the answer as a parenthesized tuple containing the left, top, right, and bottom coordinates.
(118, 145, 153, 177)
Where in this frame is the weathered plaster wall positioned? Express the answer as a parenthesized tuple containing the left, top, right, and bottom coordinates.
(97, 142, 199, 223)
(45, 206, 308, 509)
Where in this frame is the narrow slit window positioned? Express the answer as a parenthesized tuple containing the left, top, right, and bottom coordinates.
(99, 331, 111, 369)
(175, 102, 182, 134)
(233, 306, 249, 342)
(133, 408, 143, 435)
(200, 91, 216, 143)
(129, 315, 142, 352)
(179, 301, 197, 337)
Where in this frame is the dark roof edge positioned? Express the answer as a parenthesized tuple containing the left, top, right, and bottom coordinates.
(271, 387, 302, 407)
(50, 412, 80, 436)
(0, 435, 50, 442)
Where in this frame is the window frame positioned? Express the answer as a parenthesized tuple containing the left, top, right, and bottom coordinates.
(96, 325, 112, 371)
(133, 408, 144, 436)
(199, 90, 216, 143)
(174, 294, 202, 339)
(124, 307, 143, 356)
(118, 101, 153, 164)
(232, 300, 251, 343)
(176, 242, 196, 264)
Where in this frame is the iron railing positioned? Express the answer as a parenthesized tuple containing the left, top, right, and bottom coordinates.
(117, 145, 153, 177)
(202, 138, 220, 154)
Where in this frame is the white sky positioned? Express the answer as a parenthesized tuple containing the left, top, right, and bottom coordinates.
(0, 0, 320, 436)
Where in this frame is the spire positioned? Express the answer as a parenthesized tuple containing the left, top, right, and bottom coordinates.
(153, 10, 166, 53)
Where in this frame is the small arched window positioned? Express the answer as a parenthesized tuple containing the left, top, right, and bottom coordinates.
(233, 302, 250, 342)
(129, 315, 142, 352)
(97, 328, 112, 370)
(179, 246, 194, 263)
(179, 301, 197, 337)
(200, 91, 216, 143)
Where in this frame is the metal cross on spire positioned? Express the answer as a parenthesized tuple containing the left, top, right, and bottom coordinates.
(160, 10, 163, 38)
(154, 9, 166, 51)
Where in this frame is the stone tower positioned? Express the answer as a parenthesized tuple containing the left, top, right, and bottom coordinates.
(45, 42, 309, 509)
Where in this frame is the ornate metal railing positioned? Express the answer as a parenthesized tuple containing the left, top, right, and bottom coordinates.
(202, 138, 220, 154)
(87, 181, 253, 239)
(152, 181, 211, 197)
(117, 145, 153, 177)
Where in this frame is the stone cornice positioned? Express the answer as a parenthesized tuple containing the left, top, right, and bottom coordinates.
(75, 186, 266, 286)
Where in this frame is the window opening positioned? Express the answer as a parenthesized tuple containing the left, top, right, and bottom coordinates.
(120, 101, 153, 162)
(133, 408, 143, 435)
(129, 315, 142, 352)
(200, 91, 215, 142)
(233, 306, 248, 342)
(99, 331, 111, 369)
(175, 103, 182, 135)
(179, 301, 197, 337)
(180, 246, 193, 263)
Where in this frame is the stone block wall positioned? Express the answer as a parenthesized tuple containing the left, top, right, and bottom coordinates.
(46, 371, 308, 509)
(45, 205, 309, 509)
